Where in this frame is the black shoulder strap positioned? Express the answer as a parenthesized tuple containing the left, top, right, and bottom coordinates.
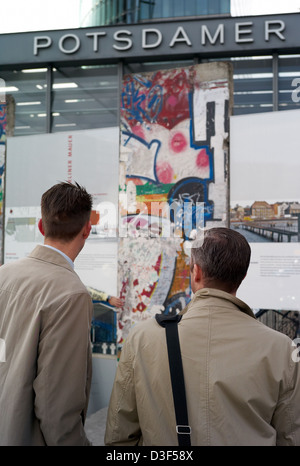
(155, 314, 191, 446)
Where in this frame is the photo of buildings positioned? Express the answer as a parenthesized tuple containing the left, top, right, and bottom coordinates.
(231, 200, 300, 242)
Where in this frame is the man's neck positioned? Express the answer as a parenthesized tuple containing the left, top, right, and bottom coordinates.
(193, 284, 237, 297)
(44, 239, 79, 263)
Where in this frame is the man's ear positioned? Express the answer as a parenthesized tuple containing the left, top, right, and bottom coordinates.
(38, 218, 45, 236)
(83, 220, 92, 239)
(192, 263, 202, 284)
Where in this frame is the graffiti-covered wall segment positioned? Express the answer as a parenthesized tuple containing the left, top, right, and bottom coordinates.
(118, 62, 233, 345)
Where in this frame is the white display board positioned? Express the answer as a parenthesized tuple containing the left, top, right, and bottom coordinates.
(230, 109, 300, 311)
(5, 127, 119, 296)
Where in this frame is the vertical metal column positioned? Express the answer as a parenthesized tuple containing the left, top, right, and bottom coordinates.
(46, 66, 53, 133)
(273, 53, 279, 112)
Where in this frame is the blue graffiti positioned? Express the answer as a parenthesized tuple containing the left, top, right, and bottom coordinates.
(123, 129, 161, 183)
(121, 87, 217, 237)
(121, 77, 163, 124)
(167, 177, 213, 239)
(163, 292, 191, 316)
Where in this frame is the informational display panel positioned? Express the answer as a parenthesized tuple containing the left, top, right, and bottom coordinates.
(5, 127, 119, 300)
(230, 109, 300, 312)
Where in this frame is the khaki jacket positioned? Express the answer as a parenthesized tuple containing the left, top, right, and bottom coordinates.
(105, 288, 300, 446)
(0, 245, 93, 446)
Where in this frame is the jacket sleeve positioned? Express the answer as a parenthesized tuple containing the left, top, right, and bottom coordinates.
(104, 335, 142, 446)
(271, 339, 300, 446)
(33, 292, 93, 446)
(86, 286, 108, 302)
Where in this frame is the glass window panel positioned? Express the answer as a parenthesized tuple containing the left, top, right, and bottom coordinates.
(161, 0, 171, 18)
(208, 56, 273, 115)
(52, 65, 119, 132)
(0, 68, 47, 136)
(173, 0, 185, 17)
(196, 0, 208, 15)
(124, 0, 135, 23)
(140, 1, 150, 20)
(278, 55, 300, 111)
(184, 0, 196, 16)
(80, 0, 230, 26)
(220, 0, 231, 14)
(150, 0, 163, 19)
(208, 0, 219, 15)
(123, 59, 195, 75)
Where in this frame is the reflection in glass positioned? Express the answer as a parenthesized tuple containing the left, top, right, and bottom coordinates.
(79, 0, 230, 27)
(0, 68, 47, 136)
(279, 55, 300, 111)
(208, 56, 273, 115)
(52, 65, 119, 132)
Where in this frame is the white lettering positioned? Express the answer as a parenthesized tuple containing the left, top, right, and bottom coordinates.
(169, 26, 192, 47)
(113, 30, 133, 51)
(292, 78, 300, 103)
(201, 24, 224, 45)
(58, 34, 81, 54)
(33, 35, 52, 56)
(106, 451, 141, 463)
(235, 22, 254, 43)
(265, 20, 285, 41)
(0, 338, 6, 363)
(31, 17, 291, 59)
(86, 32, 107, 52)
(142, 28, 162, 49)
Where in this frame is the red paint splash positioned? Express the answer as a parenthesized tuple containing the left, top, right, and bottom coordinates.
(156, 161, 174, 184)
(122, 68, 193, 130)
(170, 131, 187, 153)
(196, 149, 209, 169)
(155, 69, 192, 129)
(132, 124, 145, 140)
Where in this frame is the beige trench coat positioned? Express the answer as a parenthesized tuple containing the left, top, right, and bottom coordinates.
(105, 288, 300, 446)
(0, 245, 93, 446)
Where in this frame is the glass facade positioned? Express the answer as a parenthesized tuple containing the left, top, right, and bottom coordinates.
(123, 59, 195, 75)
(2, 53, 299, 137)
(79, 0, 230, 27)
(278, 55, 300, 111)
(52, 65, 119, 132)
(0, 68, 48, 136)
(207, 56, 275, 114)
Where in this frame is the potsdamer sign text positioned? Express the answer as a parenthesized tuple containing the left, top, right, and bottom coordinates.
(33, 20, 285, 56)
(0, 14, 299, 67)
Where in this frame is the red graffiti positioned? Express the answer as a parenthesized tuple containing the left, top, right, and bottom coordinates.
(170, 131, 187, 153)
(156, 161, 174, 184)
(196, 148, 210, 169)
(122, 68, 193, 130)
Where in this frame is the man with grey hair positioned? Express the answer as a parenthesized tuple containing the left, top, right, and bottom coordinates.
(105, 227, 300, 446)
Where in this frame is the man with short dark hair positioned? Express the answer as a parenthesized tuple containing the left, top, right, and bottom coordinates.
(0, 181, 93, 446)
(105, 227, 300, 446)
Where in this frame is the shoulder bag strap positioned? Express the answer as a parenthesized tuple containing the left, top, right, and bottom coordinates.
(155, 314, 191, 446)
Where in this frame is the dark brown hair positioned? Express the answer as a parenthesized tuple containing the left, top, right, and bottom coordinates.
(41, 181, 92, 241)
(191, 227, 251, 293)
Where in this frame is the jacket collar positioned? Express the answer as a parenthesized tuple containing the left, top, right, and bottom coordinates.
(28, 244, 75, 273)
(181, 288, 255, 319)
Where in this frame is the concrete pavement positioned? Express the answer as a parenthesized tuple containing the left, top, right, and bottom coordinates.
(85, 406, 108, 446)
